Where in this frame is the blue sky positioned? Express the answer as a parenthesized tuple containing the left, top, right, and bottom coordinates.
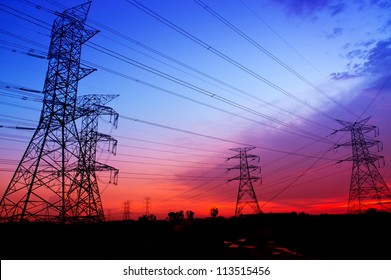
(0, 0, 390, 219)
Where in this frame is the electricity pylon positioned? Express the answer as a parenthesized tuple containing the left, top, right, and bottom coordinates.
(123, 200, 131, 221)
(144, 197, 151, 216)
(66, 94, 119, 222)
(335, 117, 391, 213)
(227, 147, 261, 216)
(0, 2, 118, 223)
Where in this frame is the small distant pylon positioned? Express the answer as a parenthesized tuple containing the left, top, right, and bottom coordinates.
(334, 117, 391, 213)
(227, 147, 262, 216)
(123, 200, 131, 221)
(107, 209, 111, 221)
(144, 197, 151, 216)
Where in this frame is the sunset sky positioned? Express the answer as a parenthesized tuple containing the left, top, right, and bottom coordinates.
(0, 0, 390, 220)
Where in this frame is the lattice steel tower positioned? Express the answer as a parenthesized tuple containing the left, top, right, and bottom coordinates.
(0, 2, 118, 223)
(335, 117, 391, 213)
(227, 147, 262, 216)
(123, 200, 131, 221)
(144, 197, 151, 217)
(68, 94, 119, 222)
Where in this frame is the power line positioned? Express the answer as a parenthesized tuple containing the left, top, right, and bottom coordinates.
(83, 10, 331, 131)
(126, 0, 337, 121)
(1, 28, 334, 143)
(261, 127, 350, 207)
(0, 122, 350, 197)
(1, 3, 336, 142)
(117, 143, 226, 159)
(86, 43, 332, 142)
(109, 158, 226, 169)
(114, 135, 227, 155)
(0, 79, 340, 165)
(115, 152, 224, 167)
(0, 124, 35, 130)
(195, 0, 357, 118)
(165, 153, 348, 206)
(359, 75, 391, 119)
(0, 3, 51, 30)
(0, 100, 40, 111)
(0, 81, 344, 182)
(238, 0, 357, 116)
(119, 114, 337, 160)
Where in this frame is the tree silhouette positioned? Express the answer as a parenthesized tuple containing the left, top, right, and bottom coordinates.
(186, 210, 194, 220)
(167, 210, 185, 222)
(210, 207, 218, 218)
(167, 211, 177, 221)
(138, 214, 156, 221)
(149, 214, 156, 221)
(177, 210, 184, 220)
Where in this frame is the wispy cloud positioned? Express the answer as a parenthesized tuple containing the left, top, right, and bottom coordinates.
(274, 0, 346, 18)
(330, 38, 391, 80)
(275, 0, 329, 17)
(355, 39, 376, 48)
(329, 2, 346, 16)
(326, 27, 344, 39)
(354, 0, 391, 11)
(371, 0, 391, 9)
(329, 71, 359, 80)
(362, 38, 391, 76)
(346, 49, 367, 60)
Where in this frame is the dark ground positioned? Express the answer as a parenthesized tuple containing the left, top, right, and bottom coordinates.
(1, 212, 391, 260)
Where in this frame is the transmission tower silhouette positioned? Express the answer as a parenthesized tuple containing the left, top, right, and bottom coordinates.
(0, 2, 118, 223)
(227, 147, 262, 216)
(335, 117, 391, 214)
(107, 209, 111, 221)
(123, 200, 131, 221)
(144, 197, 151, 216)
(67, 94, 119, 222)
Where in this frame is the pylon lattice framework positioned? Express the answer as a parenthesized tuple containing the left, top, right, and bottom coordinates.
(335, 117, 391, 214)
(123, 200, 131, 221)
(227, 147, 261, 216)
(68, 94, 119, 222)
(0, 2, 118, 223)
(144, 197, 151, 217)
